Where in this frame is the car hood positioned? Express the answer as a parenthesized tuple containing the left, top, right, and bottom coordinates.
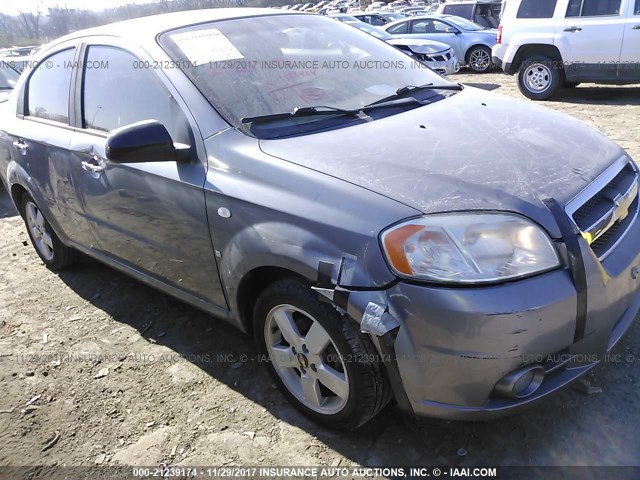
(259, 88, 625, 238)
(386, 38, 451, 54)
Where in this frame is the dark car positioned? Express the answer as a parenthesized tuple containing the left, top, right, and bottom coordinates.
(0, 9, 638, 430)
(0, 61, 20, 102)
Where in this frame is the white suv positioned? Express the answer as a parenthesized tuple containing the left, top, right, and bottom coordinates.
(492, 0, 640, 100)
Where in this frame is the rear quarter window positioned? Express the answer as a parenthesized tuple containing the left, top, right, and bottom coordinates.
(566, 0, 621, 17)
(516, 0, 557, 18)
(443, 4, 474, 18)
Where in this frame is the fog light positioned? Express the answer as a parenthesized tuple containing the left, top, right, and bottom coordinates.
(495, 364, 545, 399)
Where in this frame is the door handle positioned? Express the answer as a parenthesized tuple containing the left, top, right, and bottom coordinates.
(81, 160, 104, 174)
(633, 25, 640, 30)
(12, 140, 28, 153)
(564, 26, 583, 32)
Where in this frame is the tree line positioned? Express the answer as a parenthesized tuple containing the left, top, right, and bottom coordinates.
(1, 0, 289, 49)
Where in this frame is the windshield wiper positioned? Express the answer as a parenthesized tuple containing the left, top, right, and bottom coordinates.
(241, 105, 359, 124)
(367, 82, 463, 106)
(242, 98, 430, 126)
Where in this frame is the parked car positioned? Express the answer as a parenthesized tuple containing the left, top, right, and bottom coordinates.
(328, 12, 363, 22)
(349, 21, 460, 74)
(1, 8, 639, 430)
(353, 12, 406, 25)
(0, 61, 19, 102)
(367, 2, 387, 11)
(435, 0, 502, 28)
(398, 6, 429, 15)
(493, 0, 640, 100)
(384, 14, 498, 72)
(0, 56, 35, 73)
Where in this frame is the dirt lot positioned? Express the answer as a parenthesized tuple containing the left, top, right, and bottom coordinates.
(0, 73, 639, 472)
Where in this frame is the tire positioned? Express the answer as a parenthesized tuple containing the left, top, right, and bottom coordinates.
(517, 55, 562, 100)
(254, 278, 391, 430)
(563, 81, 581, 89)
(466, 45, 493, 73)
(19, 193, 78, 269)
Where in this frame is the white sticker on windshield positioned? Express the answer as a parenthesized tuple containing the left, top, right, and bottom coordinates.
(171, 28, 244, 64)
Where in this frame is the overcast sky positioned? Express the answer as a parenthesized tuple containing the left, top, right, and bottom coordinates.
(0, 0, 158, 15)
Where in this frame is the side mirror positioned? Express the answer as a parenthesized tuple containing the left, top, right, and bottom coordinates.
(445, 27, 460, 34)
(106, 120, 190, 163)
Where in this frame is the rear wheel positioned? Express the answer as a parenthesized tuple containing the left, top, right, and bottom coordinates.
(254, 278, 391, 430)
(517, 56, 562, 100)
(20, 193, 78, 269)
(467, 46, 493, 73)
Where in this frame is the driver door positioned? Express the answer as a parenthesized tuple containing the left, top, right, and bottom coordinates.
(69, 43, 227, 308)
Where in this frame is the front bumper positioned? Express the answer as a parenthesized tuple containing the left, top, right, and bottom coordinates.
(346, 213, 640, 420)
(421, 54, 460, 76)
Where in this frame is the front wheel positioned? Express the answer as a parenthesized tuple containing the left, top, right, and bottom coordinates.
(19, 193, 78, 269)
(254, 279, 391, 430)
(517, 56, 562, 100)
(467, 46, 493, 73)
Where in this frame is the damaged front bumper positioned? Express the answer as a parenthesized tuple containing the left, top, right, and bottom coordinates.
(341, 221, 640, 420)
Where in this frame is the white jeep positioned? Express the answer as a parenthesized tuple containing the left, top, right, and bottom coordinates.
(492, 0, 640, 100)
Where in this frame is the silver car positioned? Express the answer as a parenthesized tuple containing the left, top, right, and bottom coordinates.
(0, 9, 638, 430)
(384, 14, 498, 72)
(348, 21, 459, 75)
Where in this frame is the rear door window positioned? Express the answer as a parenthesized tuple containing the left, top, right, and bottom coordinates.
(387, 22, 409, 34)
(634, 0, 640, 14)
(517, 0, 558, 18)
(27, 48, 75, 124)
(566, 0, 622, 17)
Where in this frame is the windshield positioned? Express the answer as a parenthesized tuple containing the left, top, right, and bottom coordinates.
(445, 16, 485, 31)
(160, 14, 448, 129)
(0, 62, 20, 89)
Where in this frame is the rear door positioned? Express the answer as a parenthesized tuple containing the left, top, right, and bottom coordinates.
(558, 0, 626, 80)
(4, 46, 95, 246)
(69, 41, 227, 308)
(618, 0, 640, 79)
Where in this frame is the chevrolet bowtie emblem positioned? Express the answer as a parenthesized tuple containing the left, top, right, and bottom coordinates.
(580, 179, 638, 246)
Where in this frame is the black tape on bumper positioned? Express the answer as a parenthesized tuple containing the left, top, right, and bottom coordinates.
(379, 329, 413, 414)
(543, 198, 588, 342)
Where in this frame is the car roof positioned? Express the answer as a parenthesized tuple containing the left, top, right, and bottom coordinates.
(48, 8, 298, 48)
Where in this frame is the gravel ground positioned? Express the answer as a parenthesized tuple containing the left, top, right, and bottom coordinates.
(0, 72, 639, 471)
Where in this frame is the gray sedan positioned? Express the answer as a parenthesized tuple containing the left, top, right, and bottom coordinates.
(0, 9, 638, 430)
(384, 14, 498, 72)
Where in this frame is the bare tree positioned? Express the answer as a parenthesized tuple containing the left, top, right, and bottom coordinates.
(48, 5, 74, 38)
(17, 1, 43, 41)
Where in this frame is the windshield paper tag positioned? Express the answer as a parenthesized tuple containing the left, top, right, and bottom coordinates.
(171, 28, 244, 64)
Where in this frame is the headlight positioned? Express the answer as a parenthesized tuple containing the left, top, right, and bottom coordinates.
(381, 212, 560, 284)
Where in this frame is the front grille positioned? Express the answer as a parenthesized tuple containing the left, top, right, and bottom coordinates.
(590, 196, 638, 257)
(568, 160, 639, 260)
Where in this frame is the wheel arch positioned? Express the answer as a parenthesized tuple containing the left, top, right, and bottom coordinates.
(235, 266, 310, 335)
(512, 44, 563, 73)
(10, 183, 28, 217)
(464, 43, 492, 63)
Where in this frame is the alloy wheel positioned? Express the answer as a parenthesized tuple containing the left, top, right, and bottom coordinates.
(264, 304, 349, 415)
(25, 201, 54, 261)
(523, 63, 552, 93)
(469, 48, 491, 72)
